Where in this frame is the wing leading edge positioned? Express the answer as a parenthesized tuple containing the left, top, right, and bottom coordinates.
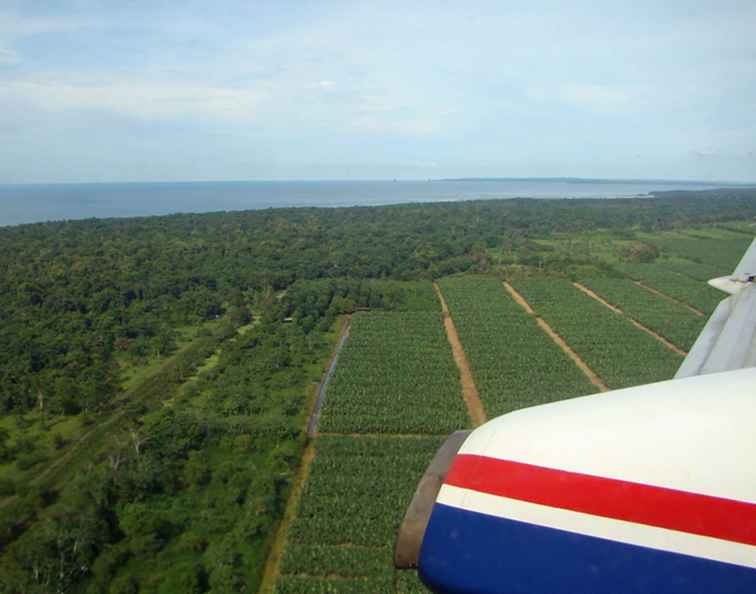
(675, 237, 756, 379)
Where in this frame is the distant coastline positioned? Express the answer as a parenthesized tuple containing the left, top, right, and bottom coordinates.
(439, 176, 756, 186)
(1, 178, 754, 227)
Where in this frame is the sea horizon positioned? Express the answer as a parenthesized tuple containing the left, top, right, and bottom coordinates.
(1, 177, 754, 228)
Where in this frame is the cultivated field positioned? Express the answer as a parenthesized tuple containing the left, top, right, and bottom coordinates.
(272, 281, 460, 593)
(437, 276, 598, 416)
(510, 278, 683, 389)
(578, 277, 705, 351)
(615, 261, 723, 314)
(319, 312, 469, 435)
(278, 436, 441, 593)
(271, 228, 751, 593)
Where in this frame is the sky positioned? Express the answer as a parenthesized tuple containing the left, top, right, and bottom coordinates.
(1, 0, 755, 183)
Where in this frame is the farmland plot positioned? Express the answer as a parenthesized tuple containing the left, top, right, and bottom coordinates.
(580, 277, 706, 351)
(319, 311, 469, 434)
(512, 278, 682, 389)
(279, 436, 441, 593)
(438, 276, 598, 416)
(616, 261, 723, 314)
(654, 256, 722, 282)
(641, 235, 752, 271)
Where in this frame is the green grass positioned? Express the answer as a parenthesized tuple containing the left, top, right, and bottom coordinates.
(0, 413, 83, 488)
(118, 321, 219, 392)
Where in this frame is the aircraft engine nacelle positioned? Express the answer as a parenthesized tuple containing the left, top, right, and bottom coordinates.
(396, 369, 756, 594)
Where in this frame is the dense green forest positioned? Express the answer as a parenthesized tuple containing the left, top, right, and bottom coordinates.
(0, 188, 755, 593)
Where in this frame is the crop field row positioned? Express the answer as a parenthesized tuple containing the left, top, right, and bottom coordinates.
(511, 278, 682, 389)
(579, 277, 706, 351)
(640, 234, 752, 271)
(274, 281, 462, 593)
(615, 261, 723, 313)
(438, 276, 598, 417)
(319, 311, 469, 434)
(277, 436, 440, 593)
(654, 256, 722, 282)
(715, 222, 756, 236)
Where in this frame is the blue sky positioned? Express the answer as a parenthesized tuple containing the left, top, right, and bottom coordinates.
(1, 0, 754, 182)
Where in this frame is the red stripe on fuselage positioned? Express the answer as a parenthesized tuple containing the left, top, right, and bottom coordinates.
(445, 454, 756, 546)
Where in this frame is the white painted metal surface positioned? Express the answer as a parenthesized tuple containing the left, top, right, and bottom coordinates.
(439, 368, 756, 569)
(454, 367, 756, 501)
(675, 236, 756, 379)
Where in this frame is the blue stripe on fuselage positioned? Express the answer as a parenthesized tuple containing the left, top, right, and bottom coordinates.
(418, 503, 756, 594)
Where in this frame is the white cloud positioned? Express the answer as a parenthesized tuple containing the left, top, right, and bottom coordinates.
(0, 47, 17, 64)
(0, 12, 95, 37)
(559, 84, 635, 111)
(399, 160, 439, 169)
(1, 79, 263, 122)
(353, 116, 440, 137)
(690, 148, 718, 158)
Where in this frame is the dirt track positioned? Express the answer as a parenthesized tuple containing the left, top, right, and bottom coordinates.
(433, 283, 487, 427)
(572, 282, 687, 357)
(259, 443, 316, 593)
(503, 281, 609, 393)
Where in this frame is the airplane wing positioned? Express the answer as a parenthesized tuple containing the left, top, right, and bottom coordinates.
(676, 237, 756, 378)
(396, 237, 756, 594)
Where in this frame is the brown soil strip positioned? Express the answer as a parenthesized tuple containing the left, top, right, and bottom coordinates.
(433, 282, 487, 427)
(259, 443, 317, 593)
(572, 282, 688, 357)
(503, 282, 609, 393)
(633, 280, 705, 317)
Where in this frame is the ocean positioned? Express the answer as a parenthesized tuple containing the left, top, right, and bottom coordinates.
(0, 178, 744, 227)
